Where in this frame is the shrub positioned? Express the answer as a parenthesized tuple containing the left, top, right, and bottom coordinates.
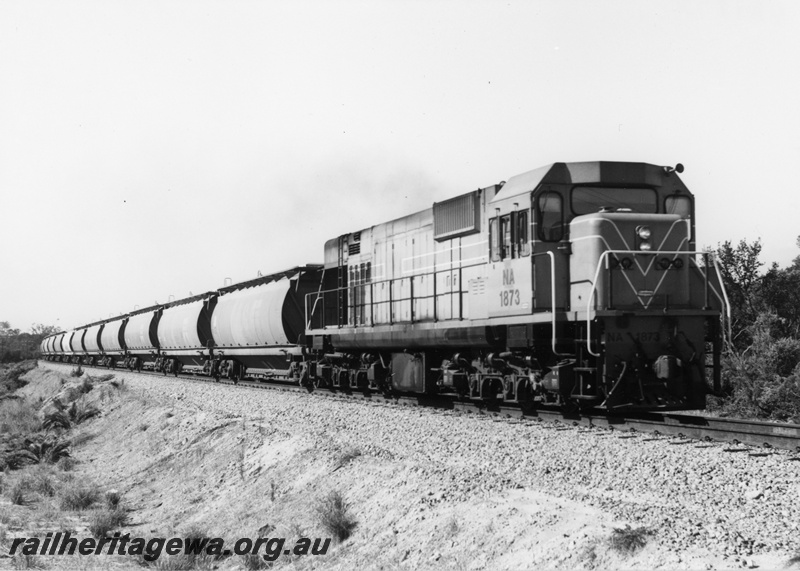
(26, 435, 71, 464)
(88, 508, 127, 538)
(0, 434, 68, 470)
(713, 313, 800, 421)
(609, 525, 650, 555)
(316, 490, 357, 542)
(0, 361, 37, 389)
(42, 410, 71, 431)
(59, 485, 99, 510)
(68, 399, 100, 424)
(70, 365, 84, 378)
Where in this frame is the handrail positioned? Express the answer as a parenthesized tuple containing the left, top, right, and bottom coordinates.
(532, 251, 564, 356)
(711, 255, 733, 344)
(306, 268, 327, 330)
(305, 260, 485, 329)
(585, 250, 732, 358)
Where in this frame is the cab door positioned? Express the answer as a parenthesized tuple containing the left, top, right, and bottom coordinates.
(486, 206, 533, 318)
(532, 188, 570, 311)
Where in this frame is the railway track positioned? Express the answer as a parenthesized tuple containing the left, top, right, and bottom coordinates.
(43, 361, 800, 452)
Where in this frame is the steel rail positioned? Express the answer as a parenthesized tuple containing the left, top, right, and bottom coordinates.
(41, 361, 800, 453)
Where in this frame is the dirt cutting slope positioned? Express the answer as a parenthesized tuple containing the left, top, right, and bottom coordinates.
(2, 362, 799, 570)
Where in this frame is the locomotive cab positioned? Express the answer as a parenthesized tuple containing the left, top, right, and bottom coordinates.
(526, 165, 726, 410)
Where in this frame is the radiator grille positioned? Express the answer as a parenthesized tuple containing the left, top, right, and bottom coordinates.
(433, 191, 480, 241)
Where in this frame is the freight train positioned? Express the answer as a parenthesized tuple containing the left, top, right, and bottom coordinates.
(41, 161, 730, 411)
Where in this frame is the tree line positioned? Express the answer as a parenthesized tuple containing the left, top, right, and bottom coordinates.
(0, 322, 59, 363)
(712, 237, 800, 421)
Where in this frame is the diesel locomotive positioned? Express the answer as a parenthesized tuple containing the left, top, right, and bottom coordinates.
(42, 161, 730, 411)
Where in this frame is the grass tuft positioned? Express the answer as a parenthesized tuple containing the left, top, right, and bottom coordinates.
(56, 456, 76, 471)
(10, 553, 40, 569)
(333, 447, 361, 471)
(7, 482, 26, 506)
(88, 508, 127, 538)
(26, 469, 56, 497)
(316, 490, 357, 542)
(0, 399, 41, 436)
(609, 525, 650, 555)
(105, 489, 122, 510)
(59, 484, 99, 510)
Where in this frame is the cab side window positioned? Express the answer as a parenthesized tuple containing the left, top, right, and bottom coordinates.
(537, 192, 563, 241)
(491, 210, 531, 260)
(500, 215, 512, 259)
(516, 210, 530, 256)
(490, 217, 501, 262)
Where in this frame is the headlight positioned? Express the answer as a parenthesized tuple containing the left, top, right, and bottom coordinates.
(638, 241, 652, 251)
(636, 226, 652, 240)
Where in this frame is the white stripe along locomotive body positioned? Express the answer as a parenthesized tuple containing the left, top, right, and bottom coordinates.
(42, 161, 729, 411)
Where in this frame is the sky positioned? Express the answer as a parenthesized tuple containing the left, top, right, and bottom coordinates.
(1, 0, 799, 332)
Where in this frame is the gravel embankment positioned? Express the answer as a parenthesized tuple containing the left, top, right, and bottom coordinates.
(38, 362, 800, 568)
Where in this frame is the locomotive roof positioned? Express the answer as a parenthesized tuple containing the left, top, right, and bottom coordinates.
(491, 161, 688, 204)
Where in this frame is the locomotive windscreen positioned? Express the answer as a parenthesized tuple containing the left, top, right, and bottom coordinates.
(571, 187, 657, 214)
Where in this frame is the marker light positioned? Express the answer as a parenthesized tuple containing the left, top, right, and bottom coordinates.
(659, 258, 671, 270)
